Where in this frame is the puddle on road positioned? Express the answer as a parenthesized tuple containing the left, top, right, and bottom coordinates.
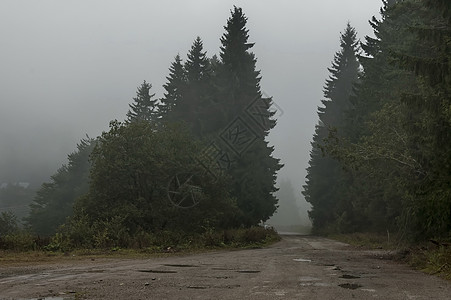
(299, 276, 321, 282)
(28, 297, 74, 300)
(340, 274, 361, 279)
(293, 258, 312, 262)
(300, 282, 331, 287)
(213, 284, 241, 289)
(211, 267, 234, 271)
(339, 283, 363, 290)
(28, 298, 68, 300)
(236, 270, 260, 273)
(163, 264, 198, 268)
(137, 269, 177, 273)
(298, 276, 331, 287)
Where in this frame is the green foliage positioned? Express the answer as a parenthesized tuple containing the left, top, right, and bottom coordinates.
(43, 233, 67, 252)
(0, 231, 37, 252)
(26, 137, 95, 236)
(309, 0, 451, 241)
(68, 120, 238, 243)
(58, 209, 95, 248)
(303, 23, 361, 232)
(0, 211, 19, 236)
(201, 226, 280, 248)
(420, 246, 451, 280)
(216, 7, 282, 225)
(167, 37, 214, 137)
(159, 6, 282, 227)
(126, 80, 158, 123)
(26, 6, 282, 250)
(330, 232, 399, 250)
(159, 54, 187, 120)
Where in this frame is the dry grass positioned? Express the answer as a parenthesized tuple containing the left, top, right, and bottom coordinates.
(408, 244, 451, 281)
(0, 227, 281, 267)
(329, 232, 451, 281)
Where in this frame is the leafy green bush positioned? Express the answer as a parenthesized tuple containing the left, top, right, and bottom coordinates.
(69, 121, 238, 238)
(0, 231, 36, 251)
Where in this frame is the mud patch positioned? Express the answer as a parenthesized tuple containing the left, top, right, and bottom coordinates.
(339, 283, 362, 290)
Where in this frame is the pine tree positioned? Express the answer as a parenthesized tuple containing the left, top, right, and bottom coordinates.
(303, 23, 361, 233)
(219, 6, 262, 117)
(216, 6, 282, 225)
(126, 80, 158, 123)
(391, 0, 451, 238)
(159, 55, 186, 120)
(323, 0, 451, 239)
(161, 38, 215, 137)
(185, 37, 210, 83)
(177, 37, 213, 136)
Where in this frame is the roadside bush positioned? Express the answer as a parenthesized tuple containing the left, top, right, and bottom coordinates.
(0, 211, 19, 236)
(242, 226, 272, 243)
(70, 121, 239, 239)
(0, 231, 36, 251)
(202, 227, 225, 247)
(92, 215, 131, 249)
(58, 210, 95, 248)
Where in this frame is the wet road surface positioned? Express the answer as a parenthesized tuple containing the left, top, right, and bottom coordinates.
(1, 235, 450, 299)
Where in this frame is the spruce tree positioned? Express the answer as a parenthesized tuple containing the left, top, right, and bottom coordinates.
(323, 0, 451, 239)
(219, 6, 262, 118)
(159, 55, 186, 121)
(126, 80, 158, 123)
(177, 37, 213, 136)
(185, 37, 210, 83)
(303, 23, 361, 233)
(216, 6, 282, 225)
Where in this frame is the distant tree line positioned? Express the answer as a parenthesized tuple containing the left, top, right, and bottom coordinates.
(303, 0, 450, 241)
(25, 6, 282, 244)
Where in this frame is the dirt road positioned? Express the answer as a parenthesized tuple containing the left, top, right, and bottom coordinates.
(1, 235, 450, 299)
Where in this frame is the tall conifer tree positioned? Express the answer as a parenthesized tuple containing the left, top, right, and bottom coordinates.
(126, 81, 158, 123)
(217, 6, 282, 225)
(303, 23, 361, 232)
(181, 37, 212, 136)
(159, 55, 186, 121)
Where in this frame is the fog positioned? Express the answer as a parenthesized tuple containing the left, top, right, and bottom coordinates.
(0, 1, 382, 224)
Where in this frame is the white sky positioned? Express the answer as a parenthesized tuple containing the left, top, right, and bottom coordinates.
(0, 0, 383, 206)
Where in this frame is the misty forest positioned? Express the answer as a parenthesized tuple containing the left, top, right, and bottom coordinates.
(1, 0, 450, 252)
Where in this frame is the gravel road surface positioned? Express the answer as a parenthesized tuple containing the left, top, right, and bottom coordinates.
(1, 235, 450, 299)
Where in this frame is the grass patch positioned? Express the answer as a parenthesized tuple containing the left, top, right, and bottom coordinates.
(328, 232, 403, 250)
(407, 242, 451, 281)
(329, 232, 451, 281)
(0, 226, 281, 266)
